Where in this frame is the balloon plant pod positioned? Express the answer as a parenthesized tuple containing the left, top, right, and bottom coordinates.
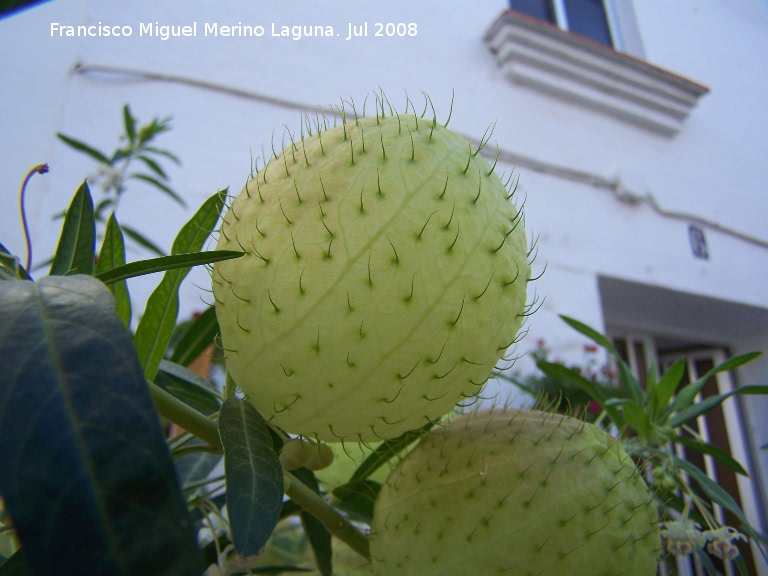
(370, 407, 660, 575)
(213, 95, 532, 442)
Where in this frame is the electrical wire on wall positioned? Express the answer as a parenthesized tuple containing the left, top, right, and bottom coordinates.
(73, 61, 768, 252)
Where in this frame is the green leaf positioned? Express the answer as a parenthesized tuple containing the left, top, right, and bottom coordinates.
(559, 315, 645, 404)
(96, 250, 242, 285)
(670, 352, 762, 415)
(292, 468, 332, 576)
(651, 358, 685, 419)
(673, 457, 753, 530)
(0, 275, 200, 576)
(332, 480, 381, 524)
(537, 361, 624, 426)
(218, 398, 283, 556)
(129, 173, 186, 207)
(49, 180, 95, 276)
(142, 146, 182, 165)
(95, 214, 131, 325)
(136, 154, 168, 179)
(622, 401, 650, 437)
(674, 435, 748, 476)
(133, 190, 226, 381)
(350, 421, 435, 483)
(669, 385, 768, 428)
(175, 448, 223, 492)
(170, 305, 220, 367)
(0, 242, 31, 281)
(56, 133, 112, 165)
(120, 223, 166, 256)
(122, 104, 136, 145)
(0, 550, 31, 576)
(155, 359, 221, 416)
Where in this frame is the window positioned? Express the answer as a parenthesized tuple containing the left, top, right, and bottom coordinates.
(509, 0, 616, 48)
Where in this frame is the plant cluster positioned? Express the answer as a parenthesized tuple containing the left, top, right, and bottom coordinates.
(1, 95, 766, 576)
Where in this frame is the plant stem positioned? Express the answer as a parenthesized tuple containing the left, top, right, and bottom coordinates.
(285, 470, 371, 560)
(147, 381, 372, 560)
(147, 381, 222, 449)
(19, 163, 49, 272)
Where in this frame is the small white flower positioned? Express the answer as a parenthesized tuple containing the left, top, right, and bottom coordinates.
(703, 526, 747, 561)
(660, 520, 706, 556)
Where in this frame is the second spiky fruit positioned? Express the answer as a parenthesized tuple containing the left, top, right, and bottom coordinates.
(370, 408, 660, 575)
(213, 100, 530, 441)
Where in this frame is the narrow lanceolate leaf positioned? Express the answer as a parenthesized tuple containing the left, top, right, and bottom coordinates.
(0, 275, 200, 576)
(49, 180, 95, 276)
(170, 305, 220, 367)
(669, 385, 768, 428)
(673, 457, 752, 530)
(56, 133, 112, 165)
(537, 360, 624, 426)
(129, 173, 186, 207)
(651, 358, 685, 418)
(96, 250, 243, 285)
(120, 224, 166, 256)
(669, 352, 763, 415)
(218, 398, 283, 556)
(134, 190, 227, 381)
(122, 104, 136, 145)
(559, 314, 645, 404)
(293, 469, 332, 576)
(349, 421, 435, 483)
(155, 359, 221, 416)
(0, 242, 32, 281)
(95, 214, 131, 325)
(674, 435, 748, 476)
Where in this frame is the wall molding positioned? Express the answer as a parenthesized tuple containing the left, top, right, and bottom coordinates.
(484, 10, 710, 136)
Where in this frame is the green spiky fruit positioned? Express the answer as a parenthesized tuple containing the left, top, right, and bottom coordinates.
(213, 101, 530, 442)
(370, 408, 660, 575)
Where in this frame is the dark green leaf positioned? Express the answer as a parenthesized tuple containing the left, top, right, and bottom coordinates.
(673, 457, 752, 529)
(95, 214, 131, 325)
(350, 421, 435, 483)
(120, 224, 166, 256)
(56, 133, 112, 165)
(674, 435, 748, 476)
(0, 242, 31, 281)
(142, 146, 182, 165)
(669, 385, 768, 428)
(293, 469, 332, 576)
(670, 352, 763, 415)
(134, 190, 226, 381)
(248, 567, 312, 574)
(175, 446, 223, 492)
(537, 361, 624, 426)
(122, 104, 136, 145)
(652, 358, 685, 418)
(332, 480, 381, 524)
(49, 180, 95, 276)
(155, 359, 221, 416)
(622, 401, 650, 437)
(0, 549, 31, 576)
(0, 275, 200, 576)
(129, 173, 186, 207)
(170, 305, 220, 367)
(559, 315, 644, 404)
(96, 250, 243, 285)
(218, 398, 283, 556)
(136, 154, 168, 179)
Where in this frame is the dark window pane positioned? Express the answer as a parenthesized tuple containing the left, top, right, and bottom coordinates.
(509, 0, 555, 24)
(563, 0, 613, 46)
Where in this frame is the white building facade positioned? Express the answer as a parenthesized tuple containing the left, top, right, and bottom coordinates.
(2, 1, 767, 573)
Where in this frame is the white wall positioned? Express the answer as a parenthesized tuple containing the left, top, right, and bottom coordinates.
(3, 0, 767, 518)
